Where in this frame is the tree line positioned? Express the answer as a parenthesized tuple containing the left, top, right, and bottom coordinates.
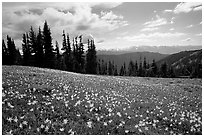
(2, 21, 97, 74)
(2, 20, 201, 78)
(97, 57, 176, 78)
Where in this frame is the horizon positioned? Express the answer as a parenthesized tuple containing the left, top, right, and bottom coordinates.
(2, 2, 202, 50)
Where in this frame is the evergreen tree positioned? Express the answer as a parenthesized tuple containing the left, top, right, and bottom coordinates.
(138, 57, 143, 77)
(54, 41, 61, 69)
(114, 65, 118, 76)
(22, 33, 30, 66)
(143, 57, 147, 76)
(43, 21, 54, 68)
(135, 61, 138, 76)
(123, 62, 126, 76)
(151, 59, 158, 77)
(128, 60, 134, 76)
(119, 65, 124, 76)
(78, 35, 85, 73)
(85, 39, 97, 74)
(7, 35, 16, 65)
(108, 61, 113, 75)
(160, 62, 168, 78)
(36, 27, 44, 67)
(2, 39, 9, 65)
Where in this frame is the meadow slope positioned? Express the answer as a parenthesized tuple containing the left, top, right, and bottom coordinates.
(2, 66, 202, 135)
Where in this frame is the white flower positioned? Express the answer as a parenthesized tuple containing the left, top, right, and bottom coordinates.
(7, 117, 13, 122)
(63, 119, 68, 124)
(7, 102, 14, 108)
(117, 112, 122, 117)
(135, 124, 139, 128)
(22, 121, 28, 125)
(125, 130, 129, 133)
(13, 116, 18, 123)
(60, 128, 64, 132)
(19, 123, 23, 128)
(45, 126, 49, 132)
(87, 121, 92, 128)
(40, 124, 45, 129)
(104, 122, 108, 126)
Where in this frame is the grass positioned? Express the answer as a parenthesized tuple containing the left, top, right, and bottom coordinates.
(2, 65, 202, 135)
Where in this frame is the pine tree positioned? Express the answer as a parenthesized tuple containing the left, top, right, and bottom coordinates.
(36, 27, 44, 67)
(108, 61, 113, 75)
(78, 35, 85, 73)
(160, 62, 168, 78)
(119, 65, 124, 76)
(128, 60, 134, 76)
(85, 39, 97, 74)
(151, 59, 158, 77)
(7, 35, 16, 65)
(135, 61, 138, 76)
(43, 21, 54, 68)
(2, 39, 9, 65)
(114, 65, 118, 76)
(138, 57, 143, 77)
(22, 33, 30, 66)
(143, 57, 147, 77)
(123, 62, 126, 76)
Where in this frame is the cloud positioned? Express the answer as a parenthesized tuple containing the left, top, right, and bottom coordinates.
(196, 33, 202, 36)
(174, 2, 202, 14)
(181, 38, 191, 41)
(141, 27, 159, 32)
(143, 15, 167, 28)
(2, 3, 127, 43)
(97, 39, 105, 43)
(163, 9, 173, 13)
(169, 28, 175, 31)
(186, 24, 193, 28)
(122, 32, 186, 42)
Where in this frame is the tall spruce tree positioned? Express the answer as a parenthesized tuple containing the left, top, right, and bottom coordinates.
(22, 33, 30, 66)
(7, 35, 16, 65)
(2, 39, 9, 65)
(43, 21, 54, 68)
(85, 39, 97, 74)
(36, 27, 44, 67)
(128, 60, 134, 76)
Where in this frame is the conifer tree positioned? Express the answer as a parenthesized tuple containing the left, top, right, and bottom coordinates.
(7, 35, 16, 65)
(135, 61, 138, 76)
(36, 27, 44, 67)
(2, 39, 9, 65)
(22, 33, 30, 66)
(114, 65, 118, 76)
(43, 21, 54, 68)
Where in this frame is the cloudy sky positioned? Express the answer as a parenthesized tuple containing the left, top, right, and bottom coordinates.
(2, 2, 202, 50)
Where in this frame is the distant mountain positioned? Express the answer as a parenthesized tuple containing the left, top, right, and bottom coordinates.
(97, 45, 202, 55)
(156, 49, 202, 76)
(97, 51, 168, 70)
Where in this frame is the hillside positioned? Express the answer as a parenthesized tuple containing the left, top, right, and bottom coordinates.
(2, 66, 202, 135)
(156, 49, 202, 76)
(97, 51, 168, 70)
(97, 45, 202, 55)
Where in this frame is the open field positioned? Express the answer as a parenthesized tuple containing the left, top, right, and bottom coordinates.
(2, 66, 202, 135)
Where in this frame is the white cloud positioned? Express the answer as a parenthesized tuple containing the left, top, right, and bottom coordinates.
(181, 38, 191, 41)
(196, 33, 202, 36)
(174, 2, 202, 14)
(163, 9, 173, 13)
(143, 15, 167, 28)
(2, 3, 127, 42)
(123, 32, 186, 42)
(141, 27, 158, 32)
(169, 28, 175, 31)
(186, 24, 193, 28)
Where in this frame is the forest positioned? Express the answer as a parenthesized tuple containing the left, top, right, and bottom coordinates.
(2, 21, 201, 78)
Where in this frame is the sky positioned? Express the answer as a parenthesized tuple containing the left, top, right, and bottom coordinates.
(2, 2, 202, 50)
